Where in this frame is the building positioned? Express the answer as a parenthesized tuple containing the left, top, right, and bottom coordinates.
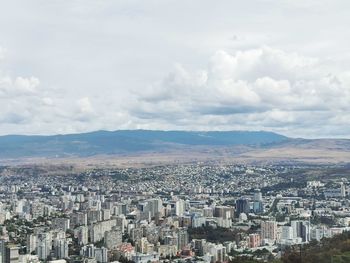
(248, 234, 261, 248)
(281, 226, 294, 240)
(261, 221, 277, 241)
(116, 243, 135, 261)
(75, 226, 89, 245)
(81, 245, 95, 258)
(52, 218, 70, 232)
(0, 240, 6, 263)
(89, 219, 117, 243)
(54, 239, 68, 259)
(291, 220, 311, 243)
(132, 253, 159, 263)
(177, 228, 189, 250)
(235, 199, 250, 216)
(253, 201, 264, 214)
(104, 227, 122, 249)
(192, 239, 206, 256)
(156, 244, 177, 258)
(26, 234, 37, 254)
(37, 232, 52, 260)
(175, 200, 185, 216)
(70, 212, 87, 227)
(94, 247, 108, 263)
(5, 245, 19, 263)
(207, 243, 227, 262)
(253, 189, 263, 202)
(213, 206, 233, 219)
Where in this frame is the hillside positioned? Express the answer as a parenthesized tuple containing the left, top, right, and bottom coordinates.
(0, 130, 287, 158)
(1, 130, 350, 165)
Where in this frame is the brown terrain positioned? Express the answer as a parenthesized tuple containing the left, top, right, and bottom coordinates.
(1, 138, 350, 168)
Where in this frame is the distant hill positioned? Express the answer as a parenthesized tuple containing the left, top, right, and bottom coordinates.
(0, 130, 288, 158)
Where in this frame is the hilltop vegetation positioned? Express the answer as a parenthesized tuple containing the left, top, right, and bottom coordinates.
(230, 231, 350, 263)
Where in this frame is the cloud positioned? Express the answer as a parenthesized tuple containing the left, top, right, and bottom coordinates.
(0, 47, 5, 60)
(0, 72, 45, 125)
(1, 43, 350, 138)
(14, 77, 40, 94)
(130, 46, 350, 137)
(77, 97, 94, 114)
(0, 0, 350, 138)
(75, 97, 97, 122)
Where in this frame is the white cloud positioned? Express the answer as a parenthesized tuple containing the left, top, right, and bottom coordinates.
(0, 1, 350, 138)
(14, 77, 40, 94)
(0, 47, 5, 60)
(1, 41, 350, 138)
(77, 97, 94, 114)
(130, 46, 350, 137)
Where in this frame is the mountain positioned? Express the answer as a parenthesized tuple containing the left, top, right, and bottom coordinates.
(0, 130, 288, 158)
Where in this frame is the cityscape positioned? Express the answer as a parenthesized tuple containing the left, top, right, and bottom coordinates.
(1, 1, 350, 263)
(0, 163, 350, 263)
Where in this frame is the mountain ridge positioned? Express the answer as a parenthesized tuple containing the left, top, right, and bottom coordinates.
(0, 129, 288, 158)
(2, 130, 350, 165)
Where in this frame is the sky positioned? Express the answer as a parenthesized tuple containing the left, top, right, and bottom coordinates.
(0, 0, 350, 138)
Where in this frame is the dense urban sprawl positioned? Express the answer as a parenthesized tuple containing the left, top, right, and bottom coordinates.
(0, 164, 349, 263)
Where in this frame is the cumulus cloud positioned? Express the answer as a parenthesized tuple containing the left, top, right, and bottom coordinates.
(0, 47, 86, 133)
(0, 47, 5, 60)
(0, 72, 46, 125)
(75, 97, 97, 122)
(1, 43, 350, 138)
(14, 77, 40, 93)
(1, 0, 350, 137)
(77, 97, 94, 114)
(131, 46, 350, 137)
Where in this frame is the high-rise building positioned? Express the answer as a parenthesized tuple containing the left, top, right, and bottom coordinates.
(138, 202, 151, 221)
(94, 247, 108, 263)
(340, 182, 346, 197)
(130, 228, 143, 243)
(311, 226, 327, 241)
(70, 212, 87, 227)
(102, 209, 111, 221)
(115, 215, 126, 233)
(89, 219, 117, 243)
(291, 220, 310, 242)
(104, 227, 122, 249)
(0, 240, 5, 263)
(207, 243, 227, 262)
(80, 244, 95, 258)
(5, 245, 19, 263)
(54, 239, 68, 259)
(115, 203, 128, 216)
(202, 207, 213, 217)
(177, 228, 189, 250)
(252, 190, 264, 214)
(37, 232, 52, 260)
(147, 198, 163, 218)
(248, 234, 261, 248)
(253, 189, 263, 202)
(75, 226, 89, 245)
(214, 206, 234, 219)
(281, 226, 293, 240)
(192, 239, 206, 256)
(253, 201, 264, 214)
(261, 221, 277, 241)
(175, 200, 185, 216)
(26, 234, 37, 254)
(52, 218, 70, 232)
(235, 199, 250, 216)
